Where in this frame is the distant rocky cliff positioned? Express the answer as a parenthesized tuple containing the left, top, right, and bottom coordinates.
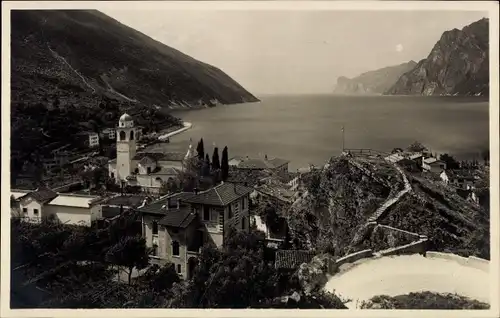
(333, 61, 417, 95)
(385, 18, 489, 96)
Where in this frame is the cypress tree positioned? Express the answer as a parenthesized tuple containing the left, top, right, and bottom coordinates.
(212, 147, 221, 170)
(196, 138, 205, 160)
(221, 146, 229, 182)
(203, 154, 211, 176)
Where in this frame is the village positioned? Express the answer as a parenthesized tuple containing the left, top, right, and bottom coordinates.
(10, 113, 490, 286)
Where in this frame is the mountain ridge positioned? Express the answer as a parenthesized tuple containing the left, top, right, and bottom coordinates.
(11, 10, 259, 109)
(333, 61, 418, 95)
(385, 18, 489, 96)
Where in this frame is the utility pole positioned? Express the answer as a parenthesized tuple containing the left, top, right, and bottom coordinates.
(341, 125, 345, 152)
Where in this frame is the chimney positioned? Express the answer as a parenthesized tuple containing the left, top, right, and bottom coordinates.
(177, 199, 180, 209)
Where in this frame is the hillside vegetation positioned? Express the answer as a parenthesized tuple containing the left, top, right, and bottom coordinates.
(287, 156, 403, 255)
(11, 10, 259, 182)
(292, 154, 489, 259)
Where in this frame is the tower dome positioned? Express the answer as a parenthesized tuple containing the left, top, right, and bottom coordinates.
(118, 113, 134, 127)
(119, 113, 133, 122)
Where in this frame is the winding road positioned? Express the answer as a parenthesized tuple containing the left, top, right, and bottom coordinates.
(324, 254, 490, 309)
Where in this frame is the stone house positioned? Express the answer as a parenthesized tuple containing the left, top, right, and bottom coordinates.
(138, 182, 253, 279)
(10, 186, 102, 226)
(422, 157, 447, 173)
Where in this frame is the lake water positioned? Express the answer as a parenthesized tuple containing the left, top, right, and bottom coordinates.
(147, 95, 489, 171)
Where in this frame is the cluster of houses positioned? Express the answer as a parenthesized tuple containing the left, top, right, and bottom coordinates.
(11, 113, 308, 279)
(385, 150, 484, 205)
(15, 113, 486, 280)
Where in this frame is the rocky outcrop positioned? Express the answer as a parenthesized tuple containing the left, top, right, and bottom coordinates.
(333, 61, 417, 95)
(386, 18, 489, 96)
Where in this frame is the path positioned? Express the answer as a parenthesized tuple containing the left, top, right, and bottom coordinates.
(47, 44, 96, 94)
(367, 162, 411, 222)
(324, 254, 489, 309)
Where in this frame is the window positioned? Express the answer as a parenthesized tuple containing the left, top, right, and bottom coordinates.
(203, 206, 210, 221)
(134, 168, 139, 174)
(152, 221, 158, 235)
(33, 209, 39, 216)
(119, 131, 126, 141)
(110, 172, 115, 179)
(130, 130, 134, 140)
(22, 208, 28, 215)
(242, 218, 245, 230)
(147, 167, 152, 174)
(242, 197, 245, 210)
(152, 244, 158, 256)
(172, 241, 180, 256)
(177, 264, 181, 273)
(228, 204, 233, 218)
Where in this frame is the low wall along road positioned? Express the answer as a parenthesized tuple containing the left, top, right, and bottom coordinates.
(324, 253, 490, 309)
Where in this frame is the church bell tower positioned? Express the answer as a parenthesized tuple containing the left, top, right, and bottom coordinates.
(116, 113, 137, 182)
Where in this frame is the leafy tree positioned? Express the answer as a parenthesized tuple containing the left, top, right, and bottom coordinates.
(138, 263, 180, 294)
(439, 153, 460, 170)
(407, 141, 427, 153)
(391, 147, 403, 154)
(196, 138, 205, 160)
(159, 181, 169, 196)
(221, 146, 229, 182)
(105, 236, 150, 285)
(481, 149, 489, 165)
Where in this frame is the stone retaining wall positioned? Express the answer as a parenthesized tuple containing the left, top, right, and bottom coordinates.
(426, 251, 489, 272)
(333, 249, 374, 272)
(377, 238, 428, 257)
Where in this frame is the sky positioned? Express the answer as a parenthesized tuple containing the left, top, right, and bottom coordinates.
(101, 9, 487, 95)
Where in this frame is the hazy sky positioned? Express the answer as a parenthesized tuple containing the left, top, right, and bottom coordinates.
(101, 9, 487, 95)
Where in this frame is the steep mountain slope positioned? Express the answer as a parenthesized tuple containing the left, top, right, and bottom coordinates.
(333, 61, 417, 95)
(385, 18, 489, 96)
(11, 10, 259, 109)
(288, 155, 489, 259)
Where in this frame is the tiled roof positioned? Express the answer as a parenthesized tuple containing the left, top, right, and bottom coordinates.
(447, 169, 476, 180)
(226, 168, 267, 187)
(160, 152, 186, 162)
(182, 182, 253, 206)
(158, 207, 197, 228)
(138, 192, 194, 215)
(132, 152, 186, 162)
(235, 157, 289, 170)
(275, 250, 316, 270)
(23, 187, 58, 204)
(256, 184, 296, 203)
(101, 206, 124, 219)
(150, 167, 181, 176)
(101, 194, 151, 207)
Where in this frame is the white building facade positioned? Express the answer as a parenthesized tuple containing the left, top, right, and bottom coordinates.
(108, 113, 191, 194)
(10, 188, 102, 226)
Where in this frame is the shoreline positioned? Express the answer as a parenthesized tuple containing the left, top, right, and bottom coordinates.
(157, 121, 193, 141)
